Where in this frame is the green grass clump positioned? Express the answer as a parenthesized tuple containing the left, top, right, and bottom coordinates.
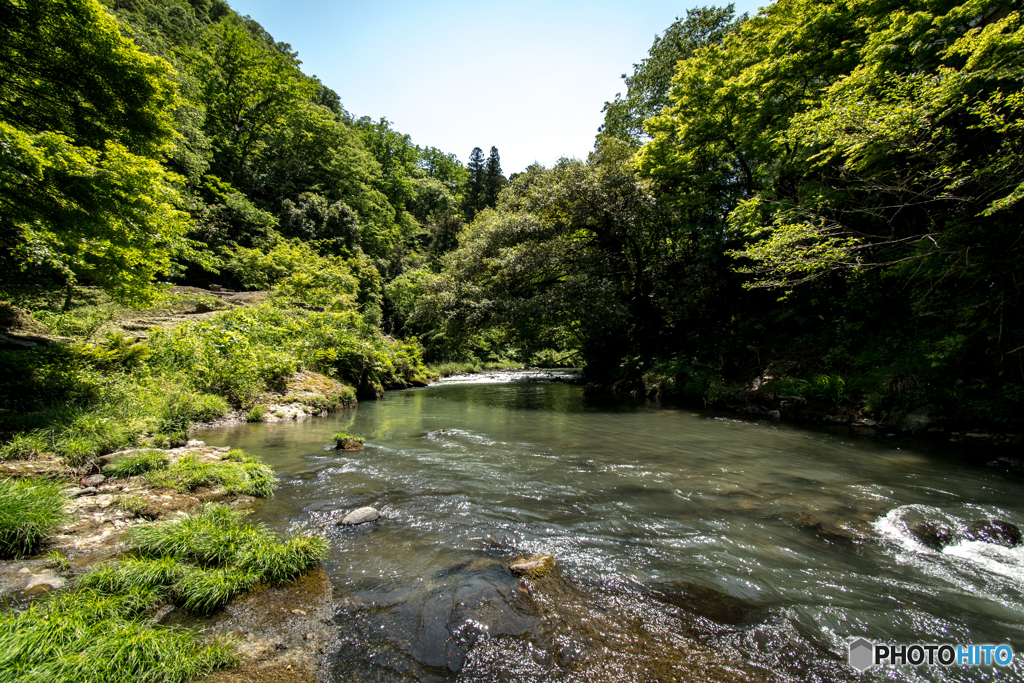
(0, 432, 47, 460)
(46, 549, 72, 572)
(115, 494, 153, 518)
(118, 504, 328, 613)
(246, 404, 266, 422)
(106, 450, 170, 478)
(157, 388, 230, 433)
(0, 478, 67, 558)
(146, 452, 277, 498)
(332, 432, 363, 449)
(0, 588, 236, 683)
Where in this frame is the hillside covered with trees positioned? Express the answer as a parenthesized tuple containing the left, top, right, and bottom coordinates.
(2, 0, 1023, 440)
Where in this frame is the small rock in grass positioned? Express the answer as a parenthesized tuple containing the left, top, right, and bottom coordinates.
(509, 554, 556, 579)
(78, 486, 99, 496)
(62, 487, 84, 498)
(338, 507, 379, 526)
(291, 609, 306, 616)
(82, 474, 105, 486)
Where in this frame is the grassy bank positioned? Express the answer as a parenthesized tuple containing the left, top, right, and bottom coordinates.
(1, 284, 430, 471)
(0, 437, 328, 682)
(1, 504, 327, 682)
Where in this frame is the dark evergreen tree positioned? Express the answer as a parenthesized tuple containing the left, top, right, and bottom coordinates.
(464, 146, 486, 220)
(484, 146, 506, 208)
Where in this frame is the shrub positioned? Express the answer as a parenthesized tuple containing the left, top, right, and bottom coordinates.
(0, 478, 68, 558)
(246, 404, 266, 422)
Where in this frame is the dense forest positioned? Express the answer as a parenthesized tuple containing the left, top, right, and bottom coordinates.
(2, 0, 1023, 443)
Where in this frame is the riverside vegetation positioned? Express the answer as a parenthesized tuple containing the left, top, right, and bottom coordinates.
(2, 0, 1023, 680)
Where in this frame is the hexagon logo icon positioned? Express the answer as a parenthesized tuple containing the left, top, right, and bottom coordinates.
(849, 638, 875, 671)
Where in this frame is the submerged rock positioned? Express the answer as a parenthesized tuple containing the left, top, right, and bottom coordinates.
(338, 507, 379, 526)
(423, 429, 456, 438)
(965, 520, 1021, 548)
(509, 554, 555, 579)
(648, 581, 768, 626)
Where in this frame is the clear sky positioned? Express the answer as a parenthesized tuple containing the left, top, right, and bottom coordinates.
(227, 0, 765, 175)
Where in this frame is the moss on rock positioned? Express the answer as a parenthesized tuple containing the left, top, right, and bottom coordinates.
(509, 554, 555, 579)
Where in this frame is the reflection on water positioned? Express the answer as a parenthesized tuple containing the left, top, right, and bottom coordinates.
(198, 373, 1024, 682)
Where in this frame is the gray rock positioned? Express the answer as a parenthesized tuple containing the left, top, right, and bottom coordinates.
(62, 487, 84, 498)
(78, 486, 100, 496)
(965, 520, 1021, 548)
(82, 474, 105, 487)
(26, 574, 65, 591)
(338, 507, 379, 526)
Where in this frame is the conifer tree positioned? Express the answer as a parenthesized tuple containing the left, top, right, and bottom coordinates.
(484, 146, 506, 208)
(464, 146, 486, 219)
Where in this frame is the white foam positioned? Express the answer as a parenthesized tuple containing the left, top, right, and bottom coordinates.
(942, 539, 1024, 582)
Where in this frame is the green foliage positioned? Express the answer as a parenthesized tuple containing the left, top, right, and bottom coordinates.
(332, 432, 363, 449)
(0, 0, 180, 155)
(114, 503, 329, 612)
(430, 139, 667, 378)
(116, 494, 153, 518)
(0, 122, 198, 306)
(0, 587, 237, 683)
(157, 388, 230, 433)
(225, 239, 359, 307)
(106, 450, 170, 478)
(46, 549, 72, 572)
(600, 4, 745, 146)
(0, 432, 47, 460)
(0, 0, 210, 304)
(145, 452, 277, 498)
(0, 478, 67, 558)
(246, 404, 266, 422)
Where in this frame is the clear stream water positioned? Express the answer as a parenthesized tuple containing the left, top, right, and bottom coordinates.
(198, 371, 1024, 682)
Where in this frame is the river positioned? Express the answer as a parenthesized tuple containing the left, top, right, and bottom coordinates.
(198, 371, 1024, 682)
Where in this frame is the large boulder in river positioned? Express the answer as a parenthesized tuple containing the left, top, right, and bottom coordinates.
(909, 522, 956, 550)
(338, 507, 379, 526)
(965, 520, 1021, 548)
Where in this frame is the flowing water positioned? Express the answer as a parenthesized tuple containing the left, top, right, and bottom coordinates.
(198, 371, 1024, 682)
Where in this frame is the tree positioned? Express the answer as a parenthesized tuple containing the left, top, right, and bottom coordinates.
(464, 147, 486, 219)
(598, 5, 745, 146)
(0, 0, 198, 306)
(428, 140, 671, 374)
(191, 19, 312, 188)
(484, 146, 506, 208)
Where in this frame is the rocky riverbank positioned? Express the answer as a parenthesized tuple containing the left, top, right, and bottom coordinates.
(0, 440, 330, 682)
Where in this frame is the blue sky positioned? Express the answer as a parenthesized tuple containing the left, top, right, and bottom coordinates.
(228, 0, 765, 174)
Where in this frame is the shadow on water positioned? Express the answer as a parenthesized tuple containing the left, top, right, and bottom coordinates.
(196, 373, 1024, 682)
